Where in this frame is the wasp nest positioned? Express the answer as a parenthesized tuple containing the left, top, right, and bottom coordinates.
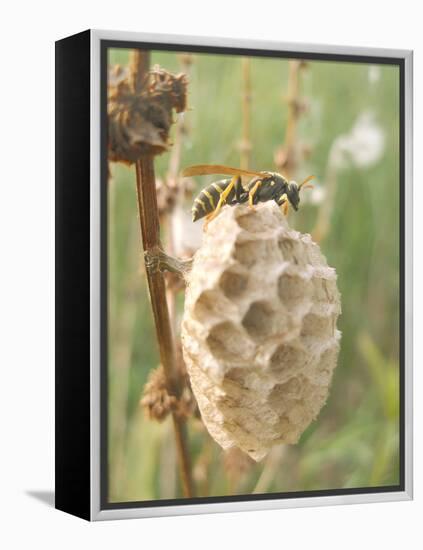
(181, 202, 341, 461)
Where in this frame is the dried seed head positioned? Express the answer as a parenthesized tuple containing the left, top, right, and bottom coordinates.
(108, 65, 188, 163)
(156, 175, 194, 219)
(148, 65, 188, 114)
(141, 366, 178, 422)
(181, 202, 341, 461)
(141, 344, 197, 422)
(177, 53, 194, 67)
(156, 177, 177, 217)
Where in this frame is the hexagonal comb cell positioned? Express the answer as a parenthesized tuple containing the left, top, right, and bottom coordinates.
(234, 238, 280, 268)
(181, 202, 341, 460)
(312, 277, 338, 303)
(278, 238, 306, 266)
(278, 272, 312, 311)
(233, 240, 261, 267)
(311, 345, 339, 386)
(235, 210, 263, 233)
(270, 344, 306, 372)
(193, 290, 219, 322)
(225, 366, 255, 385)
(219, 269, 248, 299)
(301, 313, 334, 341)
(269, 343, 308, 379)
(242, 300, 275, 340)
(236, 209, 276, 233)
(206, 321, 251, 364)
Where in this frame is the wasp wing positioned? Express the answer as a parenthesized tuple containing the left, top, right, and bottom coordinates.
(298, 175, 315, 189)
(182, 164, 265, 178)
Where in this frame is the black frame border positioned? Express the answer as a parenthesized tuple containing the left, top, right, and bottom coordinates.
(100, 38, 405, 512)
(55, 30, 92, 521)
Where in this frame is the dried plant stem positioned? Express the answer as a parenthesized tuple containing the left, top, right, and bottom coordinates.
(164, 54, 193, 333)
(240, 57, 252, 170)
(285, 61, 302, 159)
(130, 50, 149, 93)
(132, 50, 194, 498)
(312, 162, 337, 243)
(135, 158, 194, 497)
(275, 60, 306, 179)
(163, 216, 178, 334)
(166, 108, 184, 185)
(166, 54, 193, 187)
(252, 446, 286, 494)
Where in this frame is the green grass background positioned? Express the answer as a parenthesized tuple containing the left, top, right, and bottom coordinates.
(107, 48, 400, 502)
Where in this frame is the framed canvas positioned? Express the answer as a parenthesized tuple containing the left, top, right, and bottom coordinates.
(55, 29, 413, 521)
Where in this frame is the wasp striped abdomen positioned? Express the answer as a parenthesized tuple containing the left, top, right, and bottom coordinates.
(192, 178, 236, 222)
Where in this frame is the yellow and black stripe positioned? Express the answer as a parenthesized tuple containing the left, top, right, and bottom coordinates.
(192, 178, 236, 221)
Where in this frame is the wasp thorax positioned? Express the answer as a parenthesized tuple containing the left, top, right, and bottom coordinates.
(181, 202, 341, 461)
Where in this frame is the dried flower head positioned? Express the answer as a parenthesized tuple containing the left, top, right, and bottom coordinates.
(156, 177, 177, 217)
(108, 64, 188, 163)
(141, 343, 197, 422)
(141, 366, 178, 422)
(156, 175, 194, 219)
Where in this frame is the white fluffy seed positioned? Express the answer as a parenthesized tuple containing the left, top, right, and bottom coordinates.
(181, 202, 341, 461)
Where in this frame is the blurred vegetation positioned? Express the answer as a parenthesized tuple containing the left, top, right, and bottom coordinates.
(107, 48, 400, 502)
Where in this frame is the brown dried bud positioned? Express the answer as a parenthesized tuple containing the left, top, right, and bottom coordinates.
(108, 64, 130, 87)
(108, 64, 188, 163)
(177, 53, 194, 67)
(156, 175, 195, 219)
(274, 145, 290, 171)
(141, 366, 178, 422)
(148, 65, 188, 114)
(284, 97, 309, 117)
(238, 138, 252, 154)
(274, 144, 299, 175)
(156, 177, 178, 217)
(141, 343, 197, 422)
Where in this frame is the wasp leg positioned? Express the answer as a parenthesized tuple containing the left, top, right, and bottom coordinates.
(202, 212, 215, 231)
(204, 175, 238, 226)
(248, 180, 262, 208)
(234, 176, 248, 203)
(278, 193, 289, 215)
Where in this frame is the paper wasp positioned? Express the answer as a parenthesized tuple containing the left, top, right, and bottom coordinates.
(182, 164, 314, 223)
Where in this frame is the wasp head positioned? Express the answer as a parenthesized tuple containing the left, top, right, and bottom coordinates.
(287, 181, 300, 211)
(285, 175, 315, 211)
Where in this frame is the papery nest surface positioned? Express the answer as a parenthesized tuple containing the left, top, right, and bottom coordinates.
(181, 202, 341, 461)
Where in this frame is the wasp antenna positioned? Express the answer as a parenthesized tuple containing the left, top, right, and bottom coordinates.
(299, 175, 315, 190)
